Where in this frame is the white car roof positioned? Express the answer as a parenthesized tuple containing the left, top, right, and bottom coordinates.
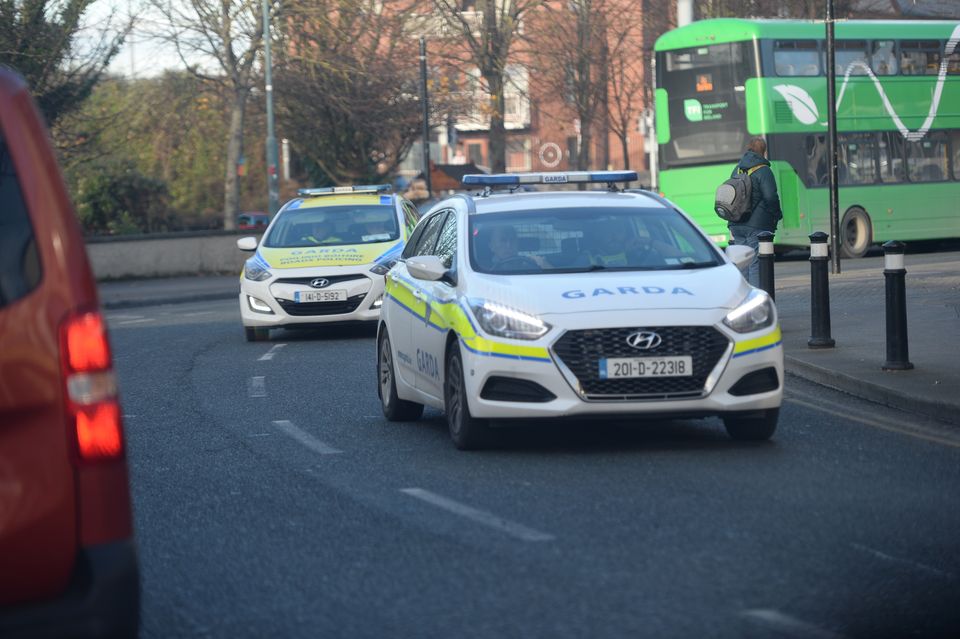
(466, 189, 671, 215)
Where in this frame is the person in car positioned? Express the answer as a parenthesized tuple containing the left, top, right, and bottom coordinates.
(301, 220, 341, 244)
(487, 225, 548, 271)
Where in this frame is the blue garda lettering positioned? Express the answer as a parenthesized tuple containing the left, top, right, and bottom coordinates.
(416, 349, 440, 380)
(617, 286, 638, 294)
(642, 286, 664, 294)
(562, 290, 586, 299)
(672, 287, 694, 295)
(592, 288, 614, 296)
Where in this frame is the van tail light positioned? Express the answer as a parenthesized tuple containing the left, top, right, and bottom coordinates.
(60, 312, 124, 461)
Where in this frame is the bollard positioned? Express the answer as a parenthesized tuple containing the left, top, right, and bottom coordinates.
(882, 240, 913, 371)
(808, 231, 835, 349)
(757, 231, 775, 301)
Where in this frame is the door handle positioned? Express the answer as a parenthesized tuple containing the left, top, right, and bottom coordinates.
(412, 289, 424, 300)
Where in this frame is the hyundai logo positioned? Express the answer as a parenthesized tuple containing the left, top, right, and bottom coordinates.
(626, 330, 661, 350)
(310, 278, 330, 289)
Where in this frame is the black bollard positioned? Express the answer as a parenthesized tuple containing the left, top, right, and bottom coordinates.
(808, 231, 835, 349)
(757, 231, 775, 301)
(882, 240, 913, 371)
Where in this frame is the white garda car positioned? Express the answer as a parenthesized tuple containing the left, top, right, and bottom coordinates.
(237, 185, 421, 341)
(377, 171, 783, 449)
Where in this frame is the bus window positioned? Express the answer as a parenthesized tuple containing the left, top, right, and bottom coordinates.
(952, 132, 960, 180)
(906, 132, 949, 182)
(829, 40, 869, 76)
(804, 135, 829, 187)
(949, 49, 960, 75)
(900, 40, 942, 75)
(774, 40, 819, 76)
(878, 132, 906, 183)
(871, 41, 898, 76)
(839, 133, 878, 185)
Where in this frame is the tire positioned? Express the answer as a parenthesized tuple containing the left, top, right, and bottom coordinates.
(723, 408, 779, 442)
(444, 344, 490, 450)
(839, 207, 872, 259)
(378, 330, 424, 421)
(244, 326, 270, 342)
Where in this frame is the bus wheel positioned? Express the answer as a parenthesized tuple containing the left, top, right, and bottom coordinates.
(839, 207, 872, 259)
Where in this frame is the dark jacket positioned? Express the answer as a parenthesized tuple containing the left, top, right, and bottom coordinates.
(728, 150, 781, 232)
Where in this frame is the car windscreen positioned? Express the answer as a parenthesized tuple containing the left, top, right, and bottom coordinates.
(469, 207, 723, 275)
(263, 205, 399, 248)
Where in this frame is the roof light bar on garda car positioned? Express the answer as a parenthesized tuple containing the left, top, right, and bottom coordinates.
(297, 184, 392, 196)
(461, 171, 638, 186)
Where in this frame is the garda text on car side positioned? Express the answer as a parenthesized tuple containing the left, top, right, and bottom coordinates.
(376, 171, 783, 449)
(237, 185, 421, 341)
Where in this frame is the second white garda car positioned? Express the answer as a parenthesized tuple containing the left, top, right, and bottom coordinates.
(377, 171, 783, 449)
(237, 185, 421, 341)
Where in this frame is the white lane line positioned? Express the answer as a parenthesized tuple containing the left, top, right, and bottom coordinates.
(741, 609, 847, 639)
(400, 488, 555, 542)
(116, 317, 155, 326)
(182, 311, 216, 317)
(786, 395, 960, 449)
(249, 376, 267, 398)
(851, 543, 956, 581)
(273, 420, 342, 455)
(258, 344, 288, 361)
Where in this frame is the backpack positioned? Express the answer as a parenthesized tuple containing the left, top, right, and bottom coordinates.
(714, 165, 762, 223)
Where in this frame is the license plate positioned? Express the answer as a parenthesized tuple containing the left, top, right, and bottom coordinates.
(599, 356, 693, 379)
(295, 289, 346, 303)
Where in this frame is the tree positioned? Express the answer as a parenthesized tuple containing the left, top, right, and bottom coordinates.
(430, 0, 541, 173)
(151, 0, 273, 230)
(0, 0, 128, 127)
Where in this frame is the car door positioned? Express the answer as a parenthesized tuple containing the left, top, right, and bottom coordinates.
(409, 209, 459, 399)
(385, 211, 447, 392)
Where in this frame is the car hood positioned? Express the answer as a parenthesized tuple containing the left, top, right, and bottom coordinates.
(466, 264, 751, 316)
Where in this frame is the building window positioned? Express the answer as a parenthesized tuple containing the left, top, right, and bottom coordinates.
(467, 143, 484, 166)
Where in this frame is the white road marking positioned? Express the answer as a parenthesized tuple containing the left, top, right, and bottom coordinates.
(400, 488, 554, 542)
(273, 420, 342, 455)
(116, 317, 155, 326)
(107, 314, 144, 321)
(741, 609, 847, 639)
(851, 543, 956, 581)
(182, 311, 216, 317)
(248, 376, 267, 398)
(258, 344, 288, 361)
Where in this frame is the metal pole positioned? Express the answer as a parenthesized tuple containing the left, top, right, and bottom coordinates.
(262, 0, 279, 215)
(757, 231, 775, 301)
(808, 231, 835, 349)
(882, 241, 913, 371)
(825, 0, 841, 274)
(419, 37, 433, 199)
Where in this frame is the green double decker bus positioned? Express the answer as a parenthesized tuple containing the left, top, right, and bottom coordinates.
(654, 19, 960, 257)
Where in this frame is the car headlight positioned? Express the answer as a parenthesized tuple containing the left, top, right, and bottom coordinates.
(468, 299, 550, 340)
(244, 259, 272, 282)
(370, 258, 398, 276)
(723, 289, 775, 333)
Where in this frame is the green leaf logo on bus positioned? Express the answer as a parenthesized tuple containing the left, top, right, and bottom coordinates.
(772, 85, 820, 126)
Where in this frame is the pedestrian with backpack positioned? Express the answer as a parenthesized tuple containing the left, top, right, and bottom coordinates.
(715, 137, 782, 286)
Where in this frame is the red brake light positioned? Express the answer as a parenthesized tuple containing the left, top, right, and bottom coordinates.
(65, 313, 111, 371)
(60, 311, 124, 462)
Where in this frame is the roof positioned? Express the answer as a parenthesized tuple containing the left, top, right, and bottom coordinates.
(468, 190, 670, 215)
(417, 162, 488, 192)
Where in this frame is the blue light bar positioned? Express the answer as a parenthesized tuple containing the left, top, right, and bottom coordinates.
(462, 171, 638, 187)
(298, 184, 391, 196)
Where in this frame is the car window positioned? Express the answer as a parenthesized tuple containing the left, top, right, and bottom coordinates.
(263, 204, 399, 248)
(401, 200, 421, 237)
(434, 212, 458, 269)
(469, 206, 722, 274)
(408, 211, 448, 258)
(0, 129, 41, 307)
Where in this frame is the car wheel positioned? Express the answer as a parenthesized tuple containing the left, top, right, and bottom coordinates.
(839, 207, 872, 259)
(444, 344, 489, 450)
(378, 330, 424, 421)
(244, 326, 270, 342)
(723, 408, 779, 441)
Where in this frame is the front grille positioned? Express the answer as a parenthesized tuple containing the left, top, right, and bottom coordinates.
(552, 326, 730, 399)
(277, 293, 367, 316)
(274, 274, 369, 286)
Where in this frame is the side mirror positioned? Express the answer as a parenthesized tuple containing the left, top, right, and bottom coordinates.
(237, 236, 258, 251)
(725, 244, 754, 271)
(406, 255, 448, 281)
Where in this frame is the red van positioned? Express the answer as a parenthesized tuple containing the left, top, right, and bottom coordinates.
(0, 69, 139, 636)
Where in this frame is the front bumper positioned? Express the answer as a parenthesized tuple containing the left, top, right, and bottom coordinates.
(240, 269, 386, 328)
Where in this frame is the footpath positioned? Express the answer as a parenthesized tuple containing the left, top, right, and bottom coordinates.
(97, 252, 960, 426)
